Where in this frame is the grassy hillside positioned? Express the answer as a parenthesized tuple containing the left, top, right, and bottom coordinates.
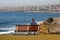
(0, 34, 60, 40)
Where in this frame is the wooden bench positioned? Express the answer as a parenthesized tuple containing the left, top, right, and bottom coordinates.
(15, 25, 39, 35)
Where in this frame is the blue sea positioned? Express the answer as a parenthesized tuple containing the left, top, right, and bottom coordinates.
(0, 12, 60, 34)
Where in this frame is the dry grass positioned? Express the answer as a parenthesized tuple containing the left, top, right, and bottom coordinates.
(0, 34, 60, 40)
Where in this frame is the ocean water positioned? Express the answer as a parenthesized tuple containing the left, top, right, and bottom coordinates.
(0, 12, 60, 34)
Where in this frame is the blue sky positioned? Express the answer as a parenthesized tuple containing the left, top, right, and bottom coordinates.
(0, 0, 60, 6)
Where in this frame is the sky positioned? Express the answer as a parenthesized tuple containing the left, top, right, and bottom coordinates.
(0, 0, 60, 6)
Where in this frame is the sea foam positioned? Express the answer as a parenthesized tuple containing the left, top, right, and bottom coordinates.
(0, 30, 15, 35)
(0, 26, 15, 35)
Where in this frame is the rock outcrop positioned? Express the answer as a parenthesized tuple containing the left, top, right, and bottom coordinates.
(39, 17, 60, 34)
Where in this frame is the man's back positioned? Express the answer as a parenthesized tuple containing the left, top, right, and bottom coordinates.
(31, 22, 37, 25)
(31, 18, 37, 25)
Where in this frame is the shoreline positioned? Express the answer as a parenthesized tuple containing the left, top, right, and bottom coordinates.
(24, 11, 60, 13)
(0, 11, 60, 13)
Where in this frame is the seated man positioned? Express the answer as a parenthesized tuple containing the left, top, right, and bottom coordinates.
(31, 18, 37, 25)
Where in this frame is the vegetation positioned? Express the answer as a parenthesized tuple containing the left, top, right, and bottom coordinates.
(0, 34, 60, 40)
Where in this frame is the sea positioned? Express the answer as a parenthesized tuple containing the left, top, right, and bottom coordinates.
(0, 12, 60, 34)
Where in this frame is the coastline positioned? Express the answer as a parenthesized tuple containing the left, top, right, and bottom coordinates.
(0, 11, 60, 13)
(24, 11, 60, 13)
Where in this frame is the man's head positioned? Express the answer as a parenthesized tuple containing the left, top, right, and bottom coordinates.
(32, 18, 35, 22)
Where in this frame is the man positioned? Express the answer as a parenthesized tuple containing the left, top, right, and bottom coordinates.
(31, 18, 37, 25)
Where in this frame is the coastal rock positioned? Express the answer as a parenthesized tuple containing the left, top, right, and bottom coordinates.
(43, 17, 53, 25)
(39, 17, 60, 34)
(49, 17, 60, 33)
(39, 24, 49, 34)
(53, 17, 60, 24)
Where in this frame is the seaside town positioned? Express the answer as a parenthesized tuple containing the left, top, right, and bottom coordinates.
(0, 4, 60, 12)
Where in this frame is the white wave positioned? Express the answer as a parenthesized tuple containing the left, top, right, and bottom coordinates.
(0, 27, 15, 30)
(0, 26, 15, 35)
(36, 21, 44, 24)
(0, 30, 15, 35)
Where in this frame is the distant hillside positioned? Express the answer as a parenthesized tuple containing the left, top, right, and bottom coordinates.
(0, 4, 60, 13)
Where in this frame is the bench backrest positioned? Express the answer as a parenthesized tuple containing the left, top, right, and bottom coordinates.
(16, 25, 39, 32)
